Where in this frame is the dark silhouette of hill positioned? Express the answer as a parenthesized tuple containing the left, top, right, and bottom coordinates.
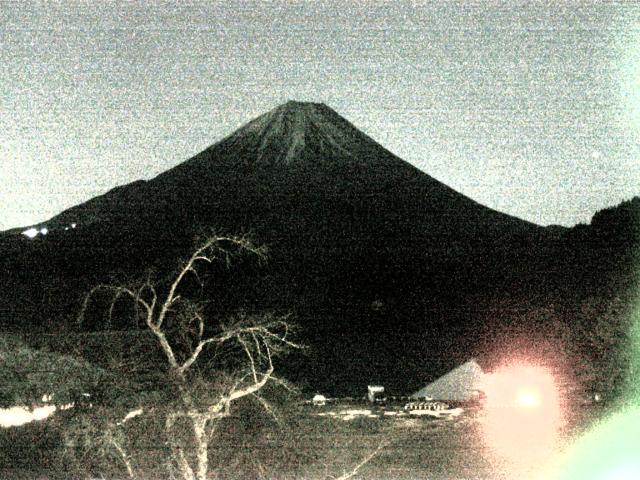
(1, 102, 637, 395)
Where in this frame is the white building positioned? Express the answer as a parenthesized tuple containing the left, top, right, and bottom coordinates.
(367, 385, 384, 403)
(312, 394, 327, 406)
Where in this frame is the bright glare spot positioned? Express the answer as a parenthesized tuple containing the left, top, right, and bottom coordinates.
(517, 388, 541, 408)
(0, 405, 57, 427)
(481, 362, 563, 466)
(22, 228, 39, 238)
(40, 227, 48, 235)
(71, 223, 76, 228)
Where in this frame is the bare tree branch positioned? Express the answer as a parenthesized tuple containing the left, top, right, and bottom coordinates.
(331, 442, 387, 480)
(166, 413, 196, 480)
(79, 234, 296, 480)
(105, 428, 135, 480)
(238, 335, 259, 383)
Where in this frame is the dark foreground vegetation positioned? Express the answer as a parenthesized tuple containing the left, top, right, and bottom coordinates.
(0, 394, 610, 480)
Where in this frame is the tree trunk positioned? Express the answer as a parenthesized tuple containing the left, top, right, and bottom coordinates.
(193, 415, 210, 480)
(108, 436, 135, 479)
(166, 413, 196, 480)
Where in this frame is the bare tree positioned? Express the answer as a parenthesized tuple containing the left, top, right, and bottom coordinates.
(78, 235, 299, 480)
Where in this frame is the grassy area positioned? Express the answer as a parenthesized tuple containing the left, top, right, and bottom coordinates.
(0, 399, 605, 480)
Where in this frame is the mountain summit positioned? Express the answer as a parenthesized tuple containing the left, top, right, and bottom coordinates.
(165, 100, 422, 181)
(214, 100, 402, 168)
(220, 101, 360, 166)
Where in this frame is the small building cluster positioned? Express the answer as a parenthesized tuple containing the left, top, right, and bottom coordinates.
(404, 401, 449, 411)
(410, 359, 484, 403)
(310, 359, 486, 413)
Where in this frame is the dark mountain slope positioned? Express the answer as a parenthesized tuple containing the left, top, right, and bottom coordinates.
(31, 102, 543, 291)
(42, 101, 536, 233)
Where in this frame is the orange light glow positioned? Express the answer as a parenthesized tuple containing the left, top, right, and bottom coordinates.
(481, 362, 563, 467)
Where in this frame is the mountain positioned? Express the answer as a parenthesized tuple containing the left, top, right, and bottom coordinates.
(22, 102, 532, 237)
(1, 101, 637, 395)
(9, 101, 544, 288)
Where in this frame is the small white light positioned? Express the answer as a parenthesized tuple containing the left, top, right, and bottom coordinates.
(71, 223, 77, 228)
(22, 228, 39, 239)
(0, 405, 57, 427)
(40, 227, 48, 235)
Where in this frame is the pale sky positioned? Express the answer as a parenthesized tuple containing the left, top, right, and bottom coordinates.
(1, 0, 639, 231)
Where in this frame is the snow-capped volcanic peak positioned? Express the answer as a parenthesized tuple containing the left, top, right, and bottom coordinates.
(219, 101, 378, 167)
